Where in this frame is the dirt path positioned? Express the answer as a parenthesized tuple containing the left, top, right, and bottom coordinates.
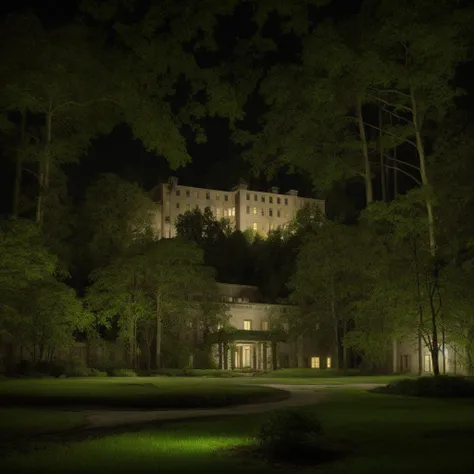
(83, 383, 382, 429)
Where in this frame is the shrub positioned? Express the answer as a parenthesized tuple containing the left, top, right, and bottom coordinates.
(258, 408, 325, 463)
(16, 360, 35, 376)
(374, 375, 474, 398)
(89, 368, 108, 377)
(108, 368, 136, 377)
(65, 360, 90, 377)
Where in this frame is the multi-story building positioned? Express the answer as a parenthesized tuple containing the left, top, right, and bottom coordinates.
(152, 177, 325, 239)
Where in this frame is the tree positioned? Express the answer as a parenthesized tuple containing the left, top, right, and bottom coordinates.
(289, 219, 365, 369)
(13, 279, 88, 363)
(139, 238, 209, 369)
(0, 218, 57, 332)
(176, 207, 232, 247)
(80, 173, 156, 269)
(86, 253, 152, 369)
(0, 13, 120, 226)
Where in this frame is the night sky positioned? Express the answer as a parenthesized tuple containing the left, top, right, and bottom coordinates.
(1, 0, 472, 218)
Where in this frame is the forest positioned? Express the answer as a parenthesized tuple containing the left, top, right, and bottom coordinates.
(1, 0, 474, 375)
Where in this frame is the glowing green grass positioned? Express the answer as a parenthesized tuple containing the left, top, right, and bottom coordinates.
(3, 390, 474, 474)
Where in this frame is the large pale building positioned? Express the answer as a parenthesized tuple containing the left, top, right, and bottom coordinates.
(152, 177, 325, 239)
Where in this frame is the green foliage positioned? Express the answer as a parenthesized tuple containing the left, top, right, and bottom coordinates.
(108, 368, 136, 377)
(81, 173, 156, 268)
(374, 376, 474, 398)
(258, 408, 325, 463)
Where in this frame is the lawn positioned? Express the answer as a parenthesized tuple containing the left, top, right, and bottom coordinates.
(0, 377, 289, 409)
(0, 408, 85, 437)
(3, 388, 474, 473)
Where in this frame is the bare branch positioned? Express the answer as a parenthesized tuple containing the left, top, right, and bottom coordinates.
(367, 93, 413, 113)
(383, 164, 422, 186)
(52, 97, 121, 115)
(362, 121, 418, 149)
(382, 153, 421, 172)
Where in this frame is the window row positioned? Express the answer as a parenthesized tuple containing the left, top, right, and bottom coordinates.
(246, 192, 289, 206)
(243, 319, 269, 331)
(246, 206, 288, 218)
(175, 203, 235, 217)
(175, 189, 231, 201)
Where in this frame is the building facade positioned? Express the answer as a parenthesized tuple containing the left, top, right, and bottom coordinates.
(152, 178, 325, 239)
(208, 283, 290, 370)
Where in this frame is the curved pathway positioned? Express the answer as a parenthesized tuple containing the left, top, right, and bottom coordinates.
(83, 383, 383, 429)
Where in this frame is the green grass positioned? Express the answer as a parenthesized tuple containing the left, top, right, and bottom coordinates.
(0, 408, 85, 437)
(241, 373, 411, 385)
(4, 388, 474, 473)
(0, 377, 289, 409)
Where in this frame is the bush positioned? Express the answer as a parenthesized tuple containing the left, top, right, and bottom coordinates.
(89, 368, 108, 377)
(65, 360, 90, 377)
(374, 375, 474, 398)
(108, 368, 136, 377)
(258, 408, 325, 463)
(16, 360, 36, 376)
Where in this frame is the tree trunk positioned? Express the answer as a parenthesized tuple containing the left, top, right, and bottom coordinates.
(297, 334, 304, 368)
(155, 295, 162, 369)
(13, 111, 27, 217)
(330, 273, 340, 370)
(36, 109, 52, 227)
(356, 97, 373, 205)
(379, 107, 387, 202)
(411, 86, 439, 375)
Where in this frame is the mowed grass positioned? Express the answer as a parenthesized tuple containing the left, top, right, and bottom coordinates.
(0, 408, 85, 437)
(0, 377, 289, 409)
(3, 389, 474, 474)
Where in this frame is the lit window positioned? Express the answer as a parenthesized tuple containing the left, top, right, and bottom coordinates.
(176, 190, 181, 196)
(269, 223, 273, 231)
(326, 357, 331, 369)
(269, 208, 273, 217)
(261, 208, 265, 216)
(254, 194, 258, 201)
(216, 208, 221, 217)
(216, 194, 220, 200)
(269, 196, 273, 204)
(246, 193, 250, 200)
(246, 206, 250, 214)
(224, 209, 228, 217)
(252, 207, 257, 215)
(284, 198, 288, 205)
(176, 203, 180, 209)
(262, 321, 269, 331)
(186, 190, 190, 198)
(261, 196, 265, 203)
(311, 357, 320, 369)
(231, 207, 235, 216)
(424, 354, 432, 372)
(252, 222, 258, 231)
(244, 320, 252, 330)
(194, 191, 199, 198)
(224, 195, 229, 201)
(206, 192, 210, 199)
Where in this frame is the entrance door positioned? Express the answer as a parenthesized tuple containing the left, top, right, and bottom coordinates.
(243, 346, 251, 368)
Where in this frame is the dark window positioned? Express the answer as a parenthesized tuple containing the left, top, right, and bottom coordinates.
(186, 190, 190, 198)
(176, 190, 180, 196)
(269, 197, 273, 204)
(224, 195, 229, 201)
(206, 192, 210, 199)
(284, 198, 288, 205)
